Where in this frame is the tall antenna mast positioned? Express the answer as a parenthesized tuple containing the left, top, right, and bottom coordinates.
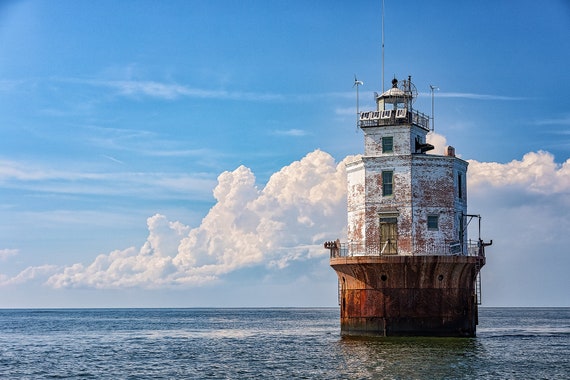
(381, 0, 385, 92)
(354, 75, 364, 132)
(430, 84, 439, 131)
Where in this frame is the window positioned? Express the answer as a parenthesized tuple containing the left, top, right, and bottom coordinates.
(458, 172, 463, 199)
(427, 215, 439, 230)
(382, 171, 393, 196)
(382, 136, 393, 153)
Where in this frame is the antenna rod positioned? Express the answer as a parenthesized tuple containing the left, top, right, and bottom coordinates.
(356, 81, 359, 130)
(430, 85, 439, 131)
(354, 76, 363, 131)
(381, 0, 385, 92)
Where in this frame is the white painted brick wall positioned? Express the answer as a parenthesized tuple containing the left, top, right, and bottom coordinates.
(348, 122, 468, 256)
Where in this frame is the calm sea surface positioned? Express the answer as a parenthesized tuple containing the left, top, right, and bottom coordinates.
(0, 307, 568, 379)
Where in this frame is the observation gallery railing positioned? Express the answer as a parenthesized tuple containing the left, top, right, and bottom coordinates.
(326, 240, 485, 259)
(359, 109, 430, 130)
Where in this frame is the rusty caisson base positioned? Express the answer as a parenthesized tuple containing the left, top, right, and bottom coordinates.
(330, 255, 485, 337)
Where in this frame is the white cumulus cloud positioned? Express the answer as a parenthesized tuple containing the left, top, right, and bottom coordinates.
(0, 265, 59, 286)
(3, 146, 568, 304)
(45, 150, 349, 289)
(468, 151, 570, 194)
(426, 132, 448, 156)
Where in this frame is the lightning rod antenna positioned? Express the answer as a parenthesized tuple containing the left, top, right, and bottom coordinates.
(430, 84, 439, 131)
(382, 0, 385, 92)
(354, 76, 364, 132)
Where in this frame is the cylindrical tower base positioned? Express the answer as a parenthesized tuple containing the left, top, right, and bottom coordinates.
(330, 255, 485, 337)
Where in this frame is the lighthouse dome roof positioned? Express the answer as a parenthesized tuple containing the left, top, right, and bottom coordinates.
(379, 86, 406, 98)
(377, 78, 412, 105)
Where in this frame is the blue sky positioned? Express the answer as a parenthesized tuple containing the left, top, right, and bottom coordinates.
(0, 0, 569, 308)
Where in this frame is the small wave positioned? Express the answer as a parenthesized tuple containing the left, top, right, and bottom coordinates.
(479, 326, 570, 338)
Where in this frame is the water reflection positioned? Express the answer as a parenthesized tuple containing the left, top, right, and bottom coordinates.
(335, 336, 486, 379)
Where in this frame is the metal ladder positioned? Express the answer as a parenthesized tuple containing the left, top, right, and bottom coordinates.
(475, 261, 482, 305)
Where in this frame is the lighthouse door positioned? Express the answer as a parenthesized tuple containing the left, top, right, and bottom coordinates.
(380, 216, 398, 255)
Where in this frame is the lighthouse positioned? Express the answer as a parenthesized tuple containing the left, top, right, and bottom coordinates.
(325, 76, 491, 337)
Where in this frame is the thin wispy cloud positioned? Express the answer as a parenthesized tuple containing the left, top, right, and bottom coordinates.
(83, 125, 218, 159)
(102, 80, 359, 103)
(5, 77, 360, 105)
(0, 79, 27, 92)
(0, 159, 216, 200)
(95, 80, 286, 102)
(84, 125, 156, 139)
(101, 155, 125, 164)
(429, 91, 526, 101)
(335, 106, 357, 116)
(89, 136, 216, 158)
(35, 76, 355, 103)
(0, 160, 106, 181)
(0, 249, 18, 260)
(534, 115, 570, 126)
(272, 129, 309, 137)
(144, 148, 215, 158)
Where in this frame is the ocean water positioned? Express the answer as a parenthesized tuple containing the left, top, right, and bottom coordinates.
(0, 308, 568, 379)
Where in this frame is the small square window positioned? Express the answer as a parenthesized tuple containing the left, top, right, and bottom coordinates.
(427, 215, 439, 230)
(382, 136, 393, 153)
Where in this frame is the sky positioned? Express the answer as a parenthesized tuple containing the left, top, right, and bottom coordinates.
(0, 0, 569, 308)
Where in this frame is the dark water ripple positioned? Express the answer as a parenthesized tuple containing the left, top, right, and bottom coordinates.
(0, 308, 568, 379)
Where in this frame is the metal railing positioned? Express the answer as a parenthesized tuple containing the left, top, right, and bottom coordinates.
(359, 109, 430, 130)
(327, 240, 485, 259)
